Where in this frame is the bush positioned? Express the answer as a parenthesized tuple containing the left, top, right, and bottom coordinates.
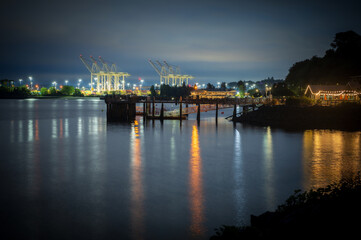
(211, 172, 361, 239)
(73, 88, 84, 97)
(60, 85, 75, 95)
(285, 96, 314, 106)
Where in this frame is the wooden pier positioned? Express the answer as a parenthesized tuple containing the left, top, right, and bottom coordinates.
(104, 95, 266, 123)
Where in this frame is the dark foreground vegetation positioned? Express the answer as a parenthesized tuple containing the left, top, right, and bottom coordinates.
(211, 173, 361, 239)
(0, 86, 30, 98)
(236, 102, 361, 131)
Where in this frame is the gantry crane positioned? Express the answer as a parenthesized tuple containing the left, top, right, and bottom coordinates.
(148, 59, 194, 86)
(80, 55, 130, 93)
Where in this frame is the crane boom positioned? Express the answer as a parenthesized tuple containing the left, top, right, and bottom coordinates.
(148, 59, 161, 76)
(163, 61, 175, 74)
(98, 56, 111, 72)
(89, 56, 102, 72)
(79, 55, 93, 73)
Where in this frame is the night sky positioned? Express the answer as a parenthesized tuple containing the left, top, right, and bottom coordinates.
(1, 0, 361, 86)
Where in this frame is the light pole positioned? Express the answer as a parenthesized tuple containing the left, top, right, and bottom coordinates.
(29, 76, 33, 90)
(65, 80, 68, 85)
(19, 79, 23, 86)
(78, 78, 82, 89)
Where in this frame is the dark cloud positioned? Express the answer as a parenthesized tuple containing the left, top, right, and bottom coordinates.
(1, 0, 361, 85)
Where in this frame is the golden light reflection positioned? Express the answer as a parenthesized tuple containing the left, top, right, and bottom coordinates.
(59, 119, 63, 139)
(130, 119, 144, 240)
(35, 119, 39, 141)
(189, 125, 204, 237)
(303, 130, 361, 189)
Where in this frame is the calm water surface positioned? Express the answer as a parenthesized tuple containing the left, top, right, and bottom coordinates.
(0, 99, 360, 240)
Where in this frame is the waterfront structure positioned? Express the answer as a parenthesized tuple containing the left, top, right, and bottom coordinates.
(80, 55, 130, 93)
(190, 90, 237, 99)
(148, 59, 194, 86)
(304, 83, 360, 101)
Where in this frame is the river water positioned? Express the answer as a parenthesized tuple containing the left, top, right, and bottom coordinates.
(0, 98, 360, 240)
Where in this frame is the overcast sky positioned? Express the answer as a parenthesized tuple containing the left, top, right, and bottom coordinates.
(1, 0, 361, 86)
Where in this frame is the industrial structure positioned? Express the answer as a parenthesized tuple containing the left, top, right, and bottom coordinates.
(80, 55, 130, 93)
(148, 59, 194, 86)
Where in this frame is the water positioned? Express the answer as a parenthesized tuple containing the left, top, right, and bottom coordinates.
(0, 98, 360, 240)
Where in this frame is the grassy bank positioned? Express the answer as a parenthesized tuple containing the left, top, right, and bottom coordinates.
(210, 173, 361, 239)
(235, 103, 361, 131)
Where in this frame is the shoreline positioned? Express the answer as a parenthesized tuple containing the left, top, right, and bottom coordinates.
(235, 104, 361, 131)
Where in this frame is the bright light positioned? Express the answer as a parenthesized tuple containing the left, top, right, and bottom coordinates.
(29, 76, 32, 81)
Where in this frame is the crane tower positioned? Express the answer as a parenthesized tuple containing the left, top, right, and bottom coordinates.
(80, 55, 130, 93)
(148, 59, 194, 86)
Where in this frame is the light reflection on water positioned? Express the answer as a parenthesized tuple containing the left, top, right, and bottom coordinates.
(189, 125, 205, 238)
(0, 99, 361, 239)
(130, 119, 145, 240)
(302, 130, 361, 189)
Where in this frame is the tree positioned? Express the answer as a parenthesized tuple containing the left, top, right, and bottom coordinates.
(150, 85, 157, 97)
(206, 83, 215, 90)
(285, 31, 361, 94)
(248, 88, 262, 98)
(271, 82, 295, 97)
(73, 88, 84, 97)
(60, 85, 75, 96)
(48, 87, 57, 95)
(40, 87, 48, 95)
(237, 81, 245, 97)
(220, 82, 227, 91)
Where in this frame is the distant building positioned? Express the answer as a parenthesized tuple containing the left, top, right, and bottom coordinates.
(304, 82, 360, 101)
(190, 90, 236, 99)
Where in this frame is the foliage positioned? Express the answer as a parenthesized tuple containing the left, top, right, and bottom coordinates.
(285, 96, 314, 106)
(40, 87, 48, 95)
(150, 85, 157, 97)
(237, 81, 245, 97)
(160, 84, 192, 98)
(0, 85, 31, 98)
(271, 82, 295, 96)
(220, 82, 227, 91)
(48, 87, 58, 95)
(277, 172, 361, 213)
(247, 88, 262, 97)
(285, 30, 361, 94)
(60, 85, 75, 96)
(206, 83, 216, 90)
(73, 88, 84, 97)
(211, 172, 361, 239)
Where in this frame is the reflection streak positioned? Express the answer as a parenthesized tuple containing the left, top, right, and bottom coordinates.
(233, 129, 244, 224)
(263, 127, 274, 208)
(303, 130, 361, 189)
(189, 125, 204, 237)
(130, 119, 144, 240)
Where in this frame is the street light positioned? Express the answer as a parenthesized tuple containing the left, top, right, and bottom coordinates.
(65, 80, 68, 85)
(78, 78, 82, 88)
(29, 76, 33, 90)
(19, 79, 23, 86)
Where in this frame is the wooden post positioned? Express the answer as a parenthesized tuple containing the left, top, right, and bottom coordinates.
(215, 102, 218, 124)
(179, 96, 183, 121)
(143, 102, 146, 120)
(233, 104, 237, 121)
(160, 103, 164, 121)
(152, 97, 155, 118)
(197, 95, 200, 124)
